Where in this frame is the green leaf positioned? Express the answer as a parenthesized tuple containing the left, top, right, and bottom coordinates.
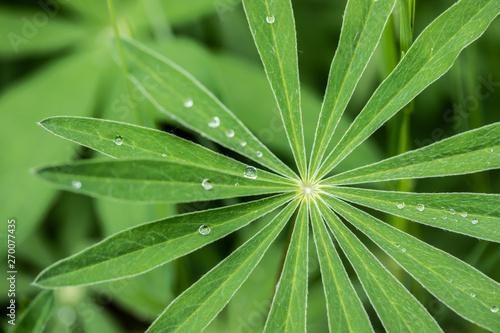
(39, 116, 294, 186)
(121, 38, 297, 180)
(308, 0, 396, 176)
(35, 158, 295, 203)
(34, 193, 295, 287)
(309, 202, 373, 332)
(315, 0, 500, 179)
(324, 195, 500, 332)
(264, 202, 308, 332)
(323, 123, 500, 185)
(324, 186, 500, 243)
(242, 0, 307, 179)
(146, 199, 300, 332)
(11, 290, 54, 333)
(316, 199, 442, 332)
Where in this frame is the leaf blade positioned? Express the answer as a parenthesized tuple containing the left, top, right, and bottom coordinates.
(242, 0, 307, 178)
(323, 123, 500, 185)
(324, 194, 500, 332)
(324, 186, 500, 243)
(310, 202, 374, 333)
(11, 290, 54, 333)
(316, 199, 442, 332)
(264, 202, 308, 332)
(309, 0, 396, 176)
(146, 199, 301, 333)
(315, 0, 500, 179)
(34, 193, 295, 288)
(121, 38, 298, 180)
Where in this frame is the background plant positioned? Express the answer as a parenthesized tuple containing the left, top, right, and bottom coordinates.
(1, 0, 500, 332)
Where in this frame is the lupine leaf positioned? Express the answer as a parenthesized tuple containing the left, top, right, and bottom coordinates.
(34, 193, 295, 288)
(264, 202, 308, 332)
(324, 195, 500, 332)
(310, 201, 373, 333)
(323, 187, 500, 243)
(146, 199, 300, 332)
(316, 199, 442, 332)
(11, 290, 54, 333)
(315, 0, 500, 179)
(242, 0, 307, 179)
(39, 116, 294, 185)
(323, 123, 500, 185)
(121, 38, 298, 180)
(309, 0, 396, 176)
(35, 159, 295, 204)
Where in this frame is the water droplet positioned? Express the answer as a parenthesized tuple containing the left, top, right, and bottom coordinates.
(431, 47, 434, 51)
(161, 153, 167, 157)
(490, 148, 494, 152)
(225, 129, 235, 138)
(266, 16, 275, 24)
(240, 141, 247, 147)
(397, 202, 405, 209)
(471, 293, 476, 298)
(114, 135, 123, 145)
(208, 116, 220, 128)
(416, 204, 425, 212)
(234, 183, 239, 186)
(71, 180, 82, 189)
(244, 166, 258, 179)
(201, 179, 213, 190)
(442, 216, 447, 220)
(184, 99, 193, 108)
(256, 151, 263, 158)
(395, 244, 401, 248)
(449, 278, 453, 283)
(472, 219, 479, 225)
(454, 219, 458, 222)
(461, 212, 468, 218)
(492, 306, 499, 313)
(198, 225, 211, 236)
(432, 217, 436, 220)
(401, 248, 407, 253)
(449, 209, 456, 215)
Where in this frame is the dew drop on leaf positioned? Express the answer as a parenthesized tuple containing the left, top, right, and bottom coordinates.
(472, 219, 479, 225)
(442, 216, 447, 220)
(256, 151, 263, 158)
(492, 306, 499, 313)
(416, 204, 425, 212)
(184, 99, 193, 108)
(71, 180, 82, 189)
(114, 135, 123, 145)
(234, 183, 239, 186)
(396, 202, 405, 209)
(449, 209, 456, 215)
(401, 248, 407, 253)
(240, 141, 247, 147)
(461, 212, 468, 218)
(471, 293, 476, 298)
(225, 129, 235, 138)
(198, 225, 211, 236)
(244, 166, 258, 179)
(201, 179, 213, 190)
(208, 116, 220, 128)
(161, 153, 167, 157)
(266, 16, 275, 24)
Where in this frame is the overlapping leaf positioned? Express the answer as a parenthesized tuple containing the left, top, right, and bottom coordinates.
(34, 193, 295, 288)
(324, 195, 500, 332)
(309, 0, 396, 176)
(241, 0, 307, 179)
(11, 290, 54, 333)
(315, 0, 500, 179)
(146, 199, 300, 332)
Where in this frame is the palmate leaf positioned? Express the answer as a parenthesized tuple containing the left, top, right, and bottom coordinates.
(308, 0, 396, 176)
(241, 0, 307, 179)
(146, 199, 300, 332)
(316, 199, 442, 332)
(264, 202, 308, 332)
(34, 193, 295, 288)
(324, 195, 500, 332)
(314, 0, 500, 180)
(309, 202, 373, 332)
(11, 290, 54, 333)
(324, 186, 500, 243)
(120, 38, 297, 180)
(323, 122, 500, 185)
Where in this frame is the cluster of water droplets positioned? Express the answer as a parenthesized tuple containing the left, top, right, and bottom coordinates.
(200, 166, 258, 192)
(394, 202, 481, 225)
